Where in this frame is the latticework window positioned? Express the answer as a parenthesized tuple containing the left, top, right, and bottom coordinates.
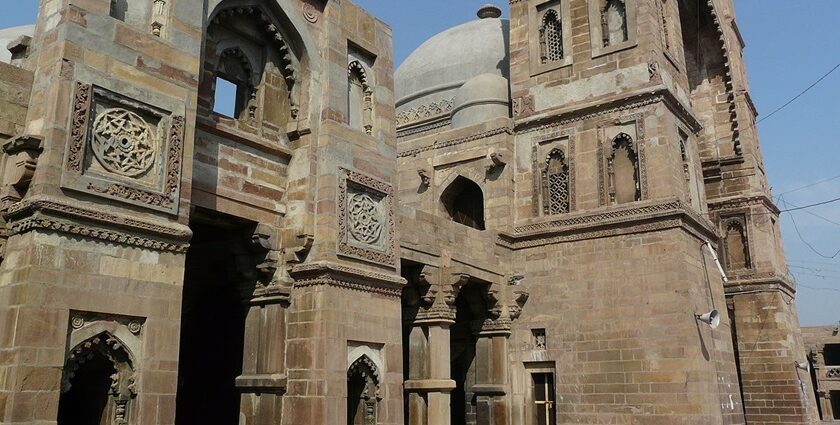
(540, 10, 563, 64)
(543, 149, 570, 215)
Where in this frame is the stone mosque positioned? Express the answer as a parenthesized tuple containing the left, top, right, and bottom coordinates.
(0, 0, 823, 424)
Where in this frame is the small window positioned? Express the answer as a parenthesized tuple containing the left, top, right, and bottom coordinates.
(531, 372, 557, 425)
(110, 0, 128, 21)
(825, 344, 840, 366)
(441, 176, 485, 230)
(540, 10, 563, 64)
(213, 77, 239, 118)
(532, 329, 547, 350)
(543, 149, 570, 215)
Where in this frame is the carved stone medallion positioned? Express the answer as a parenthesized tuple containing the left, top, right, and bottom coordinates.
(348, 192, 383, 246)
(91, 108, 157, 177)
(337, 168, 396, 266)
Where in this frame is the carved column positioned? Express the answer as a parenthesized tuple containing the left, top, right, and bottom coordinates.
(473, 279, 529, 425)
(237, 224, 290, 424)
(404, 266, 458, 425)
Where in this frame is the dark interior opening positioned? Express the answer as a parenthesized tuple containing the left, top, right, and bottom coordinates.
(832, 391, 840, 420)
(441, 176, 485, 231)
(450, 283, 488, 425)
(824, 343, 840, 366)
(175, 211, 256, 425)
(57, 350, 115, 425)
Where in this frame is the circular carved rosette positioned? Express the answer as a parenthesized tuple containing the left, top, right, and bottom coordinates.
(91, 108, 157, 177)
(127, 321, 142, 335)
(71, 316, 85, 329)
(303, 3, 318, 23)
(348, 193, 383, 245)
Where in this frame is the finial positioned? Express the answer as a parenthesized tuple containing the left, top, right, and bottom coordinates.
(477, 4, 502, 19)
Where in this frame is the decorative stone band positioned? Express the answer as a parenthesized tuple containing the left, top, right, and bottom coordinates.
(826, 366, 840, 379)
(289, 261, 406, 297)
(513, 85, 703, 136)
(707, 194, 780, 215)
(4, 195, 191, 252)
(396, 97, 455, 127)
(724, 271, 796, 298)
(498, 198, 717, 250)
(398, 125, 514, 158)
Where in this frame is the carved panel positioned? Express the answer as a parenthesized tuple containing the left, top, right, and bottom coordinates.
(62, 83, 184, 214)
(531, 129, 575, 217)
(338, 168, 396, 266)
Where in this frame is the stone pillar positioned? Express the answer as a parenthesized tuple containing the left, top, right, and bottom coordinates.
(403, 266, 457, 425)
(473, 325, 510, 425)
(405, 317, 456, 425)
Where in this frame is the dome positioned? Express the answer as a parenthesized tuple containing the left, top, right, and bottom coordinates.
(0, 25, 35, 64)
(395, 8, 509, 124)
(451, 73, 510, 129)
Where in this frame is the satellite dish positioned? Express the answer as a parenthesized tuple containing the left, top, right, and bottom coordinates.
(696, 309, 721, 329)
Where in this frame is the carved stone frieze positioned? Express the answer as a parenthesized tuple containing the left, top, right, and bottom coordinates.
(498, 198, 717, 250)
(337, 168, 396, 266)
(398, 125, 513, 158)
(4, 195, 191, 252)
(396, 97, 454, 127)
(62, 83, 185, 215)
(289, 261, 406, 297)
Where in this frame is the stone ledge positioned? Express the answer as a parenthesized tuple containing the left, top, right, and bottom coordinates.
(289, 261, 406, 297)
(4, 195, 191, 252)
(235, 373, 287, 394)
(471, 384, 506, 396)
(725, 271, 796, 298)
(403, 379, 456, 392)
(499, 198, 717, 249)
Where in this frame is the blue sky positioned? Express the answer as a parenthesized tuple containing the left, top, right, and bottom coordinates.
(2, 1, 838, 326)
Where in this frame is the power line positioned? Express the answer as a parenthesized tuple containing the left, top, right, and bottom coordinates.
(778, 195, 840, 227)
(775, 174, 840, 199)
(780, 196, 840, 213)
(755, 61, 840, 126)
(798, 283, 840, 293)
(784, 202, 840, 259)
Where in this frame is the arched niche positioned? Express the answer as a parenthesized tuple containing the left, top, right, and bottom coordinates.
(440, 175, 485, 230)
(348, 60, 373, 134)
(347, 354, 381, 425)
(607, 133, 641, 204)
(58, 331, 138, 425)
(202, 0, 320, 133)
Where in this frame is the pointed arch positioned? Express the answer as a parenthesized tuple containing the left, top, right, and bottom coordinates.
(539, 9, 563, 64)
(348, 60, 374, 135)
(608, 133, 640, 204)
(441, 175, 485, 230)
(723, 217, 751, 270)
(543, 148, 570, 215)
(347, 354, 381, 425)
(58, 331, 137, 425)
